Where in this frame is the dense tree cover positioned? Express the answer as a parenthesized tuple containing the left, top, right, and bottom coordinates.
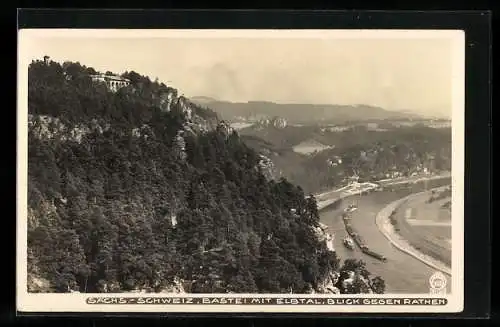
(28, 60, 217, 126)
(27, 59, 377, 294)
(337, 259, 385, 294)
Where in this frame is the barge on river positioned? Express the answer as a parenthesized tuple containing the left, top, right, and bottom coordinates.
(343, 214, 388, 262)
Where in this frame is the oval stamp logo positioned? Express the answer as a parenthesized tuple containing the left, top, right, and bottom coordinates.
(429, 272, 447, 295)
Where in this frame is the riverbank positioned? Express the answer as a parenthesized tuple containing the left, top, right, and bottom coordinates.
(318, 175, 452, 293)
(320, 191, 437, 293)
(316, 173, 452, 211)
(377, 172, 452, 187)
(317, 176, 453, 267)
(394, 187, 451, 267)
(375, 191, 452, 276)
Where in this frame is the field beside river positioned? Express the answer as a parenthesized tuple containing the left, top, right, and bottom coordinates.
(392, 186, 452, 267)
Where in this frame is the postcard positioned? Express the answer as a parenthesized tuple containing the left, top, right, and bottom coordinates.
(17, 28, 464, 313)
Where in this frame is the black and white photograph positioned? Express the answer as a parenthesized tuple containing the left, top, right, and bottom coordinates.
(17, 29, 465, 313)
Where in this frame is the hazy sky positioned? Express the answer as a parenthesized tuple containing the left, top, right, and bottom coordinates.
(23, 31, 456, 118)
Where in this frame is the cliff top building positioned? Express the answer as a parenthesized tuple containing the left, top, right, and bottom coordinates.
(90, 74, 131, 92)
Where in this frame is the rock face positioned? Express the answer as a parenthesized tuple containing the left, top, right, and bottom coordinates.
(311, 223, 340, 294)
(27, 274, 52, 293)
(28, 115, 110, 143)
(338, 271, 374, 294)
(317, 271, 341, 294)
(341, 271, 356, 290)
(29, 90, 217, 145)
(257, 154, 280, 180)
(29, 60, 390, 295)
(159, 90, 217, 130)
(216, 120, 234, 137)
(28, 114, 88, 142)
(170, 215, 178, 228)
(159, 88, 177, 113)
(327, 156, 343, 167)
(312, 223, 336, 253)
(174, 130, 187, 161)
(188, 115, 213, 133)
(175, 96, 193, 120)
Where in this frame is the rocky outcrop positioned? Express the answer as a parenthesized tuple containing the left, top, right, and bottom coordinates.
(170, 214, 178, 228)
(29, 101, 214, 146)
(339, 272, 373, 294)
(311, 223, 341, 294)
(312, 223, 335, 252)
(317, 271, 341, 294)
(27, 274, 53, 293)
(173, 96, 192, 120)
(159, 88, 177, 113)
(174, 130, 187, 161)
(272, 117, 287, 129)
(257, 154, 280, 180)
(28, 115, 110, 143)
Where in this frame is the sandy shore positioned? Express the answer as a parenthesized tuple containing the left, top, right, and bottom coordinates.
(375, 192, 452, 276)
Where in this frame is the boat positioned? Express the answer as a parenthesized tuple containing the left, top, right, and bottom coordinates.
(362, 248, 388, 262)
(344, 203, 358, 213)
(343, 236, 355, 250)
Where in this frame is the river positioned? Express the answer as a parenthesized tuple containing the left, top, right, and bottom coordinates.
(319, 178, 452, 294)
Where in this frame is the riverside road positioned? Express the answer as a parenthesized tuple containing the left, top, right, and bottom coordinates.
(319, 176, 452, 294)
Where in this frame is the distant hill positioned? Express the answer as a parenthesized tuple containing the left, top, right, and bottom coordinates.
(190, 96, 220, 104)
(190, 98, 421, 124)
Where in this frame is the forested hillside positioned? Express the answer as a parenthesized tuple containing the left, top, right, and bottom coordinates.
(190, 99, 419, 124)
(27, 59, 384, 294)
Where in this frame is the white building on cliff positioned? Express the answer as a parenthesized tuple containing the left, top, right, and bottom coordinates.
(91, 74, 131, 92)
